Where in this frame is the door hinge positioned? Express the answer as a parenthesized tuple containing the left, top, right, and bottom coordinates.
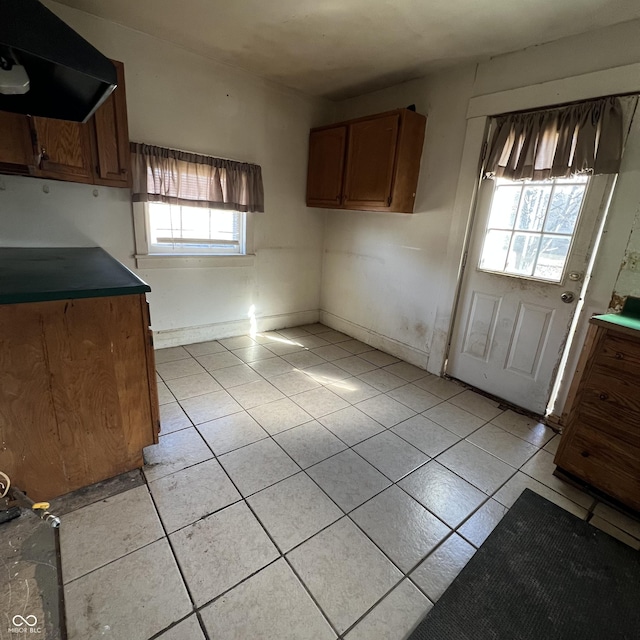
(461, 250, 468, 269)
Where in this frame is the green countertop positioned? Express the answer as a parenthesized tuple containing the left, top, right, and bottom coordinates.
(0, 247, 150, 304)
(592, 313, 640, 332)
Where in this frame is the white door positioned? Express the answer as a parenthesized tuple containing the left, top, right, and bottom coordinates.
(446, 173, 612, 415)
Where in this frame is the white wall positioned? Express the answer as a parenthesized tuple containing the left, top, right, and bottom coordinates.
(320, 19, 640, 378)
(321, 66, 477, 365)
(0, 1, 330, 345)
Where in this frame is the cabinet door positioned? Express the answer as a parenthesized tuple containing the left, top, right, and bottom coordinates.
(92, 61, 131, 187)
(306, 125, 347, 207)
(0, 111, 34, 172)
(32, 116, 93, 183)
(343, 114, 399, 208)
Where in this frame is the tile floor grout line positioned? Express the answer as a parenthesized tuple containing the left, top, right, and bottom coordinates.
(183, 418, 343, 638)
(135, 481, 205, 626)
(65, 329, 608, 638)
(159, 350, 518, 555)
(281, 553, 342, 638)
(157, 348, 570, 546)
(150, 331, 602, 625)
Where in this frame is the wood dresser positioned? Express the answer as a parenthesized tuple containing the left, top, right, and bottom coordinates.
(555, 314, 640, 512)
(0, 247, 159, 500)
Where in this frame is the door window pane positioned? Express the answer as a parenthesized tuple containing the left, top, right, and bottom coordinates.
(543, 185, 584, 234)
(533, 236, 571, 281)
(506, 233, 540, 276)
(488, 185, 521, 228)
(478, 176, 588, 282)
(515, 185, 551, 232)
(479, 230, 511, 271)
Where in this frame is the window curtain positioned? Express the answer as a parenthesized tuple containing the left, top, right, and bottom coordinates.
(484, 97, 623, 180)
(130, 143, 264, 212)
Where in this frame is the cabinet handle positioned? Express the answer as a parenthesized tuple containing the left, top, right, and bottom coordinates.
(40, 146, 49, 163)
(615, 352, 624, 360)
(599, 392, 609, 401)
(581, 450, 590, 458)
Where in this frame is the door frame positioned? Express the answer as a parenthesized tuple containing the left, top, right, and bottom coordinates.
(429, 62, 640, 418)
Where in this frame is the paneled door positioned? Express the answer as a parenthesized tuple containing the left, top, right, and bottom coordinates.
(446, 173, 611, 414)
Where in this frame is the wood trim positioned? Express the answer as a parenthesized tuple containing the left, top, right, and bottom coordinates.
(556, 322, 603, 427)
(467, 62, 640, 119)
(141, 295, 160, 443)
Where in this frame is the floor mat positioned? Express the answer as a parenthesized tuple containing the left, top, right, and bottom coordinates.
(408, 489, 640, 640)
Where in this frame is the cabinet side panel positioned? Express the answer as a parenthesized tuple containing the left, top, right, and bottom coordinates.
(140, 295, 160, 443)
(390, 110, 427, 213)
(0, 304, 65, 501)
(0, 296, 155, 499)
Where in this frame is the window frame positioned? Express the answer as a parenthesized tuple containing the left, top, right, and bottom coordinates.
(132, 202, 255, 269)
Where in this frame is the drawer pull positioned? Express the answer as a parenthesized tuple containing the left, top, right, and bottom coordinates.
(599, 393, 609, 401)
(581, 451, 590, 458)
(615, 352, 624, 360)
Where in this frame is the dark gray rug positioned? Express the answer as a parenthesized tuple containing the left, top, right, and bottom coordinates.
(408, 489, 640, 640)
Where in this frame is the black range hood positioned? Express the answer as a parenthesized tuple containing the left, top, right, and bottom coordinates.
(0, 0, 116, 122)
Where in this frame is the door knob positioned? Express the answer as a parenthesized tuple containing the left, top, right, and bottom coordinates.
(560, 291, 575, 303)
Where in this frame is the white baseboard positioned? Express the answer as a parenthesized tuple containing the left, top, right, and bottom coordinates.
(320, 310, 430, 370)
(153, 309, 321, 349)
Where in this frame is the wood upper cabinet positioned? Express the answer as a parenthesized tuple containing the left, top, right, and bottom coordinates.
(306, 125, 347, 206)
(0, 59, 131, 187)
(91, 61, 131, 187)
(32, 116, 93, 183)
(306, 108, 426, 213)
(344, 113, 399, 208)
(0, 112, 34, 174)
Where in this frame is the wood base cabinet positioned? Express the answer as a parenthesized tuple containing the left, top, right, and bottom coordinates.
(0, 294, 159, 500)
(0, 247, 159, 501)
(555, 317, 640, 511)
(306, 108, 426, 213)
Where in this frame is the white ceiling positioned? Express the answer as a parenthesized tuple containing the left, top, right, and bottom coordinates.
(57, 0, 640, 99)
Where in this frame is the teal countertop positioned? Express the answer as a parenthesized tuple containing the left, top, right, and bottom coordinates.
(592, 313, 640, 332)
(0, 247, 150, 305)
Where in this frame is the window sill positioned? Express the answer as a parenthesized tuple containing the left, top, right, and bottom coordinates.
(134, 253, 256, 269)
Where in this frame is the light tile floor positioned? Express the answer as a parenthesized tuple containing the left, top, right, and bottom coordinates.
(61, 323, 640, 640)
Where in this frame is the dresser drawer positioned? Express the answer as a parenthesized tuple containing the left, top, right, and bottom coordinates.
(593, 332, 640, 377)
(580, 367, 640, 431)
(558, 426, 640, 510)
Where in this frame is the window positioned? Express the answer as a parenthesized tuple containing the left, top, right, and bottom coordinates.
(130, 143, 263, 267)
(146, 203, 245, 255)
(478, 176, 589, 282)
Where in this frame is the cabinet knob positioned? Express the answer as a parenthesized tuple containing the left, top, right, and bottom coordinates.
(40, 146, 49, 162)
(599, 392, 609, 401)
(615, 352, 624, 360)
(581, 450, 590, 458)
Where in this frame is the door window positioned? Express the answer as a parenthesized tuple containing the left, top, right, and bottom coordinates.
(478, 176, 589, 282)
